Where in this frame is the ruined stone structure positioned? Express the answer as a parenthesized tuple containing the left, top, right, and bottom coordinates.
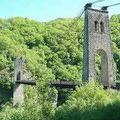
(13, 57, 25, 106)
(13, 57, 79, 106)
(82, 4, 115, 87)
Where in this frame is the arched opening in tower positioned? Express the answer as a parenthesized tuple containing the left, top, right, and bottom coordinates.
(95, 49, 108, 85)
(95, 21, 99, 32)
(17, 71, 21, 81)
(100, 22, 104, 33)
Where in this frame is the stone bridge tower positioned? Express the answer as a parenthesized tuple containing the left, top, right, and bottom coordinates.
(13, 57, 25, 106)
(82, 4, 115, 87)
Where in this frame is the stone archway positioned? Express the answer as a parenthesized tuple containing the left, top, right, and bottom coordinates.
(95, 49, 108, 85)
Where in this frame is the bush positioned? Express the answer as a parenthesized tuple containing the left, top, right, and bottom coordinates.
(55, 81, 120, 120)
(0, 103, 40, 120)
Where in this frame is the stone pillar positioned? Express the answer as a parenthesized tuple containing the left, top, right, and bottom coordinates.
(13, 57, 25, 106)
(82, 6, 115, 87)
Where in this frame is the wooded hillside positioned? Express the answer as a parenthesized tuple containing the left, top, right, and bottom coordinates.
(0, 15, 120, 120)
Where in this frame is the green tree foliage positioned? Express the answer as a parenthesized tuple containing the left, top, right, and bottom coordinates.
(110, 15, 120, 80)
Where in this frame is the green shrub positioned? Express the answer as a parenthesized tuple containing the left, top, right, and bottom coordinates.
(0, 102, 40, 120)
(55, 81, 120, 120)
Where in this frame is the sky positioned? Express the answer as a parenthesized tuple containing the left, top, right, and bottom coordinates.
(0, 0, 120, 22)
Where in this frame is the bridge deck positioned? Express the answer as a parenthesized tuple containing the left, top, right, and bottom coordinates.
(15, 80, 36, 85)
(15, 80, 79, 88)
(50, 81, 79, 89)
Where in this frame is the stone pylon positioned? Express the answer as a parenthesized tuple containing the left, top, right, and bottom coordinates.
(82, 5, 115, 87)
(13, 57, 25, 106)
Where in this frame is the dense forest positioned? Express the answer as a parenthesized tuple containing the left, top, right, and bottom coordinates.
(0, 14, 119, 119)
